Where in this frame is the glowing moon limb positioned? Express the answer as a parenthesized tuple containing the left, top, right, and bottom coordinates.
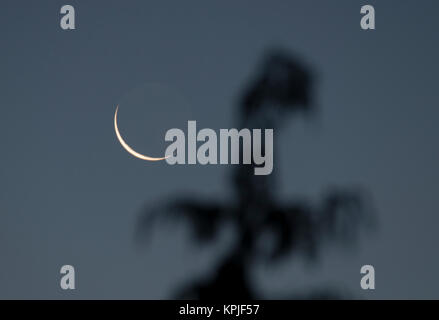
(114, 105, 168, 161)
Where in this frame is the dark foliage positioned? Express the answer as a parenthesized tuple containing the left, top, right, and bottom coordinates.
(137, 49, 374, 299)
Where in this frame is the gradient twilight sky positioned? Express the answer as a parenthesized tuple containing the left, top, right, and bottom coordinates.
(1, 0, 439, 298)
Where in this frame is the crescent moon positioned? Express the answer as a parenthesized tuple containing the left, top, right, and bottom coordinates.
(114, 105, 168, 161)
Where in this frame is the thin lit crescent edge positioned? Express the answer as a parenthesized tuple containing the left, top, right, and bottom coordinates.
(114, 105, 168, 161)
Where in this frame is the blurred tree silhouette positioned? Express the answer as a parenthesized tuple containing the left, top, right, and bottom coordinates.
(137, 49, 374, 299)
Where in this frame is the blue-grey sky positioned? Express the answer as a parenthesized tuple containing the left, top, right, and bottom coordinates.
(1, 0, 439, 299)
